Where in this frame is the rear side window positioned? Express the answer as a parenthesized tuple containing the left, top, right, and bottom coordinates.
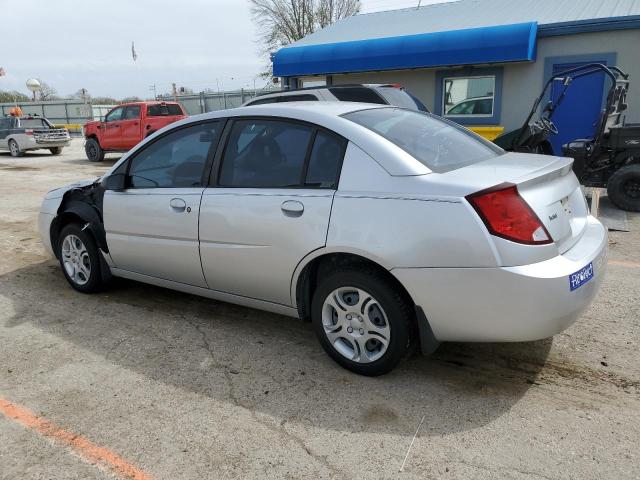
(329, 87, 386, 105)
(124, 105, 141, 119)
(147, 104, 184, 116)
(343, 108, 503, 173)
(219, 119, 313, 187)
(248, 94, 318, 106)
(127, 122, 221, 188)
(305, 131, 344, 188)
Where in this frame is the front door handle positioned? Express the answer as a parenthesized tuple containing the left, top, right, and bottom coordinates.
(170, 198, 187, 212)
(281, 200, 304, 217)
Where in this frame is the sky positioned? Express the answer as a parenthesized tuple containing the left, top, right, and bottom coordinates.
(0, 0, 451, 100)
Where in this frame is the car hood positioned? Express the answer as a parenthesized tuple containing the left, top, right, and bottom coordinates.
(44, 178, 98, 200)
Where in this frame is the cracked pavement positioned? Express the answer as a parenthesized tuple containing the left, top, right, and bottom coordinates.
(0, 140, 639, 479)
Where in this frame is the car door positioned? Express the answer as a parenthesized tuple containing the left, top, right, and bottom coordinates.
(199, 117, 346, 306)
(101, 106, 125, 150)
(119, 105, 142, 149)
(0, 117, 10, 149)
(103, 121, 222, 287)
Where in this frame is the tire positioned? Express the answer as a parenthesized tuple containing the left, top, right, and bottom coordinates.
(85, 137, 105, 162)
(57, 224, 104, 293)
(50, 147, 63, 155)
(607, 163, 640, 212)
(8, 139, 23, 157)
(311, 267, 414, 376)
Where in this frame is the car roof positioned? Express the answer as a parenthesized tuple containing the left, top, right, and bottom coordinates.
(116, 102, 431, 177)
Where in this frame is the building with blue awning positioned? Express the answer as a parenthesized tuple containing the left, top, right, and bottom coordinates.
(272, 0, 640, 149)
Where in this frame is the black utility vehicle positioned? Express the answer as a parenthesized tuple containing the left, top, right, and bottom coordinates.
(494, 64, 640, 211)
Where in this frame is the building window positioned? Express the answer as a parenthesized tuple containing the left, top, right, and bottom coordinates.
(435, 67, 503, 125)
(443, 76, 495, 117)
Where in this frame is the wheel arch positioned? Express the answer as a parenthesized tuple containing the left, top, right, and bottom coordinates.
(50, 201, 107, 259)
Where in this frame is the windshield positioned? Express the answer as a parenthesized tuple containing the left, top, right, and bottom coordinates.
(19, 118, 50, 128)
(343, 108, 503, 173)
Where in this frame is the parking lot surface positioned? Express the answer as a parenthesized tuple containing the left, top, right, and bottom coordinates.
(1, 139, 639, 479)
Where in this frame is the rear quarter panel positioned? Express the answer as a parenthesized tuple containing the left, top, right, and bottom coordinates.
(325, 143, 498, 268)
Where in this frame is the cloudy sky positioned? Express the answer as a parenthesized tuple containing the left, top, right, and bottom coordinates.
(0, 0, 448, 99)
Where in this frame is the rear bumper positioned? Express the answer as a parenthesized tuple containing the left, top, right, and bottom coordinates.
(393, 216, 607, 342)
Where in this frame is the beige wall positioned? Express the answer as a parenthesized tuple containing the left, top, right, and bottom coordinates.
(328, 29, 640, 131)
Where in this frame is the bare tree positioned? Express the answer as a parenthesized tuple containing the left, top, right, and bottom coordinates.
(250, 0, 360, 73)
(38, 81, 59, 101)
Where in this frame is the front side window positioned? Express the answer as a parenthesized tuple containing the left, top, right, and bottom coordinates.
(219, 119, 313, 188)
(344, 108, 503, 173)
(127, 122, 220, 188)
(105, 107, 124, 122)
(443, 76, 495, 117)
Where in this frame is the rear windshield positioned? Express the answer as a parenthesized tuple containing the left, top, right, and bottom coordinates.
(343, 108, 503, 173)
(147, 104, 183, 116)
(19, 118, 50, 128)
(377, 86, 428, 112)
(248, 94, 318, 106)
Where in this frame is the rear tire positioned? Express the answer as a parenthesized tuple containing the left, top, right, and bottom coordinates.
(607, 163, 640, 212)
(57, 224, 105, 293)
(311, 267, 414, 376)
(85, 137, 105, 162)
(50, 147, 63, 155)
(8, 139, 23, 157)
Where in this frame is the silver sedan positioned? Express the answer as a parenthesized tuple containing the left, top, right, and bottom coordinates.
(38, 103, 607, 375)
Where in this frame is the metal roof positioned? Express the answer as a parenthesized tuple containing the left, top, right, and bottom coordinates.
(290, 0, 640, 47)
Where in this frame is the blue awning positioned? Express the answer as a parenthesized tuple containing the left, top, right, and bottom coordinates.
(273, 22, 537, 77)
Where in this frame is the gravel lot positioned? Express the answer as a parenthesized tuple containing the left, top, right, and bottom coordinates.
(0, 139, 639, 479)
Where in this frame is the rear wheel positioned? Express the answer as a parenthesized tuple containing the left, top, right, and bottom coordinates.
(50, 147, 63, 155)
(8, 139, 23, 157)
(607, 163, 640, 212)
(311, 268, 413, 376)
(57, 224, 104, 293)
(85, 137, 105, 162)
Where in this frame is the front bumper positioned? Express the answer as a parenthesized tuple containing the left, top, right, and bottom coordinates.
(393, 216, 607, 342)
(38, 212, 56, 257)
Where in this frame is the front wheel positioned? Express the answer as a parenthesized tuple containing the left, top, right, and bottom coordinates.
(607, 163, 640, 212)
(311, 268, 414, 376)
(50, 147, 63, 155)
(8, 139, 23, 157)
(85, 137, 105, 162)
(57, 224, 105, 293)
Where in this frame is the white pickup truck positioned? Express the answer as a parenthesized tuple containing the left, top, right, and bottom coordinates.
(0, 115, 70, 157)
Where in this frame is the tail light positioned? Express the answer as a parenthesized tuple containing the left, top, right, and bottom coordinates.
(25, 129, 34, 136)
(466, 183, 552, 245)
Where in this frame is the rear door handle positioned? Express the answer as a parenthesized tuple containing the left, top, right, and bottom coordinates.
(281, 200, 304, 217)
(170, 198, 187, 212)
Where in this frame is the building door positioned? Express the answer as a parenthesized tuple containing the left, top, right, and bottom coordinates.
(548, 61, 607, 155)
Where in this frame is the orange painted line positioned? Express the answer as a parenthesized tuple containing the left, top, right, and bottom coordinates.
(0, 397, 153, 480)
(608, 259, 640, 268)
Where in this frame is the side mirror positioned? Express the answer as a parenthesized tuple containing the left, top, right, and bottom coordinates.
(103, 173, 127, 191)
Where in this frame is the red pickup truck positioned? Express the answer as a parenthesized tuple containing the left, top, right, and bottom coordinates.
(84, 101, 186, 161)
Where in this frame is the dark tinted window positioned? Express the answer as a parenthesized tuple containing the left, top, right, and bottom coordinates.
(146, 104, 184, 116)
(0, 118, 11, 130)
(124, 105, 141, 119)
(248, 94, 318, 106)
(128, 122, 220, 188)
(329, 87, 386, 105)
(219, 119, 313, 187)
(474, 98, 493, 115)
(305, 131, 344, 188)
(105, 107, 124, 122)
(344, 108, 503, 173)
